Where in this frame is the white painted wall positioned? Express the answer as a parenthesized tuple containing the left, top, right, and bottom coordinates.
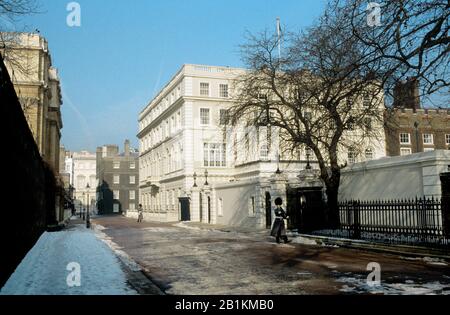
(214, 180, 260, 228)
(339, 150, 450, 201)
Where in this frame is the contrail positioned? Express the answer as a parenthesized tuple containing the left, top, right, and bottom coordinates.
(61, 85, 95, 150)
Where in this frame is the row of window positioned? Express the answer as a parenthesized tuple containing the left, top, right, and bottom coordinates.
(111, 203, 137, 213)
(113, 161, 136, 169)
(113, 175, 136, 185)
(200, 108, 229, 125)
(141, 142, 184, 179)
(142, 85, 183, 129)
(200, 82, 229, 98)
(400, 133, 450, 145)
(347, 148, 374, 164)
(141, 111, 182, 152)
(113, 190, 136, 200)
(140, 189, 182, 211)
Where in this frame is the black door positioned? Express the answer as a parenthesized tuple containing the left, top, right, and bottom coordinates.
(179, 197, 190, 221)
(287, 187, 325, 233)
(265, 192, 272, 229)
(207, 196, 211, 224)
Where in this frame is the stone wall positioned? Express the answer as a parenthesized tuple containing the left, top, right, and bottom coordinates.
(0, 55, 56, 287)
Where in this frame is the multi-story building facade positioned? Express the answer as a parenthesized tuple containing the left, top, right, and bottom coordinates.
(137, 64, 386, 227)
(96, 140, 139, 215)
(386, 108, 450, 157)
(71, 151, 97, 213)
(1, 32, 63, 174)
(386, 79, 450, 156)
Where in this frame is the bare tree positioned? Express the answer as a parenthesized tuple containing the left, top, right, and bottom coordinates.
(338, 0, 449, 105)
(228, 7, 386, 228)
(0, 0, 40, 75)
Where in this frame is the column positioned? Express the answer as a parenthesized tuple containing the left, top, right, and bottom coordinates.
(191, 186, 201, 222)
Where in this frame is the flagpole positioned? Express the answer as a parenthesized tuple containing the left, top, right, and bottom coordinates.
(276, 17, 281, 60)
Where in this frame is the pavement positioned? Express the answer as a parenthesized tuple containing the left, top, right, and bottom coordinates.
(92, 216, 450, 295)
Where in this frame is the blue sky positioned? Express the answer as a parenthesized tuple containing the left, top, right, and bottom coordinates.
(17, 0, 326, 152)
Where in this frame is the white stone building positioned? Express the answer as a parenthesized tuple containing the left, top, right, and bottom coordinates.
(137, 64, 386, 228)
(70, 151, 97, 213)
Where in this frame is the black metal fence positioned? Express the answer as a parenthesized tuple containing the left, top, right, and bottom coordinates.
(312, 198, 450, 248)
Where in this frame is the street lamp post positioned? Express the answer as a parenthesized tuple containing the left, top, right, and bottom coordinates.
(306, 149, 312, 170)
(193, 172, 198, 187)
(86, 183, 91, 228)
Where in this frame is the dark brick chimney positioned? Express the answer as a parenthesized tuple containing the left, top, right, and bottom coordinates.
(393, 78, 421, 110)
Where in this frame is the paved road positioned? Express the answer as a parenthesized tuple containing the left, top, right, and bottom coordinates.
(92, 216, 450, 295)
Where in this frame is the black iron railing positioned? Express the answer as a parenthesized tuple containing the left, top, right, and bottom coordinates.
(312, 198, 450, 248)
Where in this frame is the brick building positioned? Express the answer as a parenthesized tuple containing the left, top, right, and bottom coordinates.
(385, 79, 450, 156)
(96, 140, 139, 215)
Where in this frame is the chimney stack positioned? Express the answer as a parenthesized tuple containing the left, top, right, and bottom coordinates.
(393, 78, 421, 110)
(124, 139, 130, 157)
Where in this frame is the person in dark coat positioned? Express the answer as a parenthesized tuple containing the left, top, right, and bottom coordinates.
(270, 197, 290, 244)
(137, 204, 144, 223)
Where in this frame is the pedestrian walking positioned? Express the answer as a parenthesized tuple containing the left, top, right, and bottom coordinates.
(137, 204, 144, 223)
(270, 197, 290, 244)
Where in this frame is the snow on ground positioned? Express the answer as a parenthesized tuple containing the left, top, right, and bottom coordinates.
(1, 222, 137, 295)
(399, 256, 448, 266)
(93, 224, 142, 272)
(336, 273, 450, 295)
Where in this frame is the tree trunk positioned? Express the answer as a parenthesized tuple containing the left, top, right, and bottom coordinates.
(324, 168, 341, 229)
(325, 184, 341, 229)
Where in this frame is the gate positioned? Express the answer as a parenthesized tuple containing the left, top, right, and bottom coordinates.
(265, 192, 272, 229)
(287, 187, 325, 233)
(179, 197, 190, 221)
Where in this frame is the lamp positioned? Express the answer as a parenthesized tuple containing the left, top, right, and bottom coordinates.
(193, 172, 198, 187)
(204, 169, 209, 186)
(86, 183, 91, 228)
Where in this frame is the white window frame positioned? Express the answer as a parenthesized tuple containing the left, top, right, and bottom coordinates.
(363, 93, 371, 107)
(423, 133, 434, 145)
(130, 162, 136, 169)
(200, 108, 210, 125)
(365, 148, 374, 160)
(219, 109, 228, 125)
(200, 82, 210, 96)
(113, 175, 120, 184)
(129, 190, 136, 200)
(400, 147, 412, 156)
(219, 84, 229, 98)
(130, 176, 136, 184)
(399, 133, 411, 145)
(348, 149, 356, 164)
(203, 143, 227, 167)
(113, 190, 120, 199)
(129, 203, 136, 211)
(113, 203, 120, 213)
(113, 161, 120, 169)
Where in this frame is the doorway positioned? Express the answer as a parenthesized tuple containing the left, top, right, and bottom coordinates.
(179, 197, 190, 221)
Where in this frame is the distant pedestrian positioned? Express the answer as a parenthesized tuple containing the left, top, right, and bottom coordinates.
(270, 197, 290, 244)
(137, 204, 143, 223)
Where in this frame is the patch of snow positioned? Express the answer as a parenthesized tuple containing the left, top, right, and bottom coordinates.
(336, 273, 450, 295)
(400, 256, 448, 266)
(292, 237, 320, 246)
(173, 222, 205, 231)
(0, 225, 137, 295)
